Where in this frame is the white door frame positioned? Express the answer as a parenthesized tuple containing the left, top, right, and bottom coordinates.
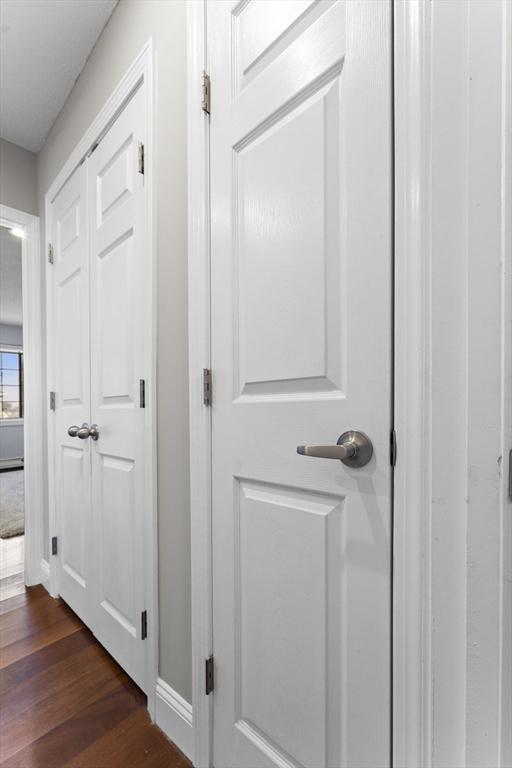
(187, 2, 433, 766)
(187, 4, 213, 765)
(0, 204, 45, 588)
(44, 39, 158, 714)
(392, 2, 433, 765)
(394, 3, 512, 766)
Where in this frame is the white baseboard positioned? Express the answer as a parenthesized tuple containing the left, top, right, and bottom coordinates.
(0, 458, 24, 470)
(155, 678, 193, 762)
(39, 559, 50, 592)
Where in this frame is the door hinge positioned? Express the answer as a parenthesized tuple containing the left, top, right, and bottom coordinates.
(51, 536, 58, 555)
(139, 379, 146, 408)
(138, 142, 145, 175)
(201, 71, 211, 114)
(390, 428, 397, 467)
(141, 610, 148, 640)
(508, 449, 512, 501)
(205, 654, 214, 695)
(203, 368, 212, 406)
(49, 391, 56, 411)
(48, 244, 54, 264)
(83, 141, 99, 162)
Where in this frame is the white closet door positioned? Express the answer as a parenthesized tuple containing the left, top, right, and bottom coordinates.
(50, 163, 93, 627)
(209, 1, 392, 766)
(87, 84, 148, 691)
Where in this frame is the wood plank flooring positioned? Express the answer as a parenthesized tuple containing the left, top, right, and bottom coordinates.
(0, 586, 192, 768)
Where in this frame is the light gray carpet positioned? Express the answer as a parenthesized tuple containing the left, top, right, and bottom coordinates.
(0, 470, 24, 539)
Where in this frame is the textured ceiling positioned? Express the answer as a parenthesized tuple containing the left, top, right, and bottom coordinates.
(0, 226, 22, 326)
(0, 0, 117, 153)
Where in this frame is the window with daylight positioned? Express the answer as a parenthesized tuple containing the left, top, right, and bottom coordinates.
(0, 351, 24, 419)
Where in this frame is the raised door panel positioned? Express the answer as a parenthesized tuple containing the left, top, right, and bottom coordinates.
(60, 446, 87, 588)
(57, 269, 84, 404)
(233, 0, 324, 92)
(97, 138, 134, 223)
(235, 481, 345, 768)
(57, 199, 80, 258)
(96, 230, 135, 403)
(98, 455, 137, 637)
(54, 188, 86, 408)
(235, 76, 344, 398)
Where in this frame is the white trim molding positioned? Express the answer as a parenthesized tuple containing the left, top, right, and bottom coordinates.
(44, 38, 158, 714)
(155, 678, 193, 762)
(500, 7, 512, 766)
(0, 204, 45, 589)
(394, 2, 512, 767)
(187, 3, 212, 767)
(392, 2, 433, 766)
(40, 558, 50, 592)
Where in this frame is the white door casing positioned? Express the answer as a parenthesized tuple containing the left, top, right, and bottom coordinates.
(50, 163, 93, 627)
(48, 82, 149, 692)
(88, 84, 148, 690)
(0, 204, 44, 589)
(208, 2, 393, 767)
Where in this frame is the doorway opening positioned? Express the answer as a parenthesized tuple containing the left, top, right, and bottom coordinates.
(0, 223, 25, 599)
(0, 204, 45, 600)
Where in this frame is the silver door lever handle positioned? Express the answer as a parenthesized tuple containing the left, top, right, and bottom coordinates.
(297, 430, 373, 468)
(297, 443, 356, 460)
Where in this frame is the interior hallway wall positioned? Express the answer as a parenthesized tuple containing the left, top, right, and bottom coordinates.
(36, 0, 191, 702)
(0, 138, 38, 216)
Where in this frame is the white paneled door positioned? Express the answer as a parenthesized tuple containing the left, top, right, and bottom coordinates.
(50, 162, 92, 628)
(49, 84, 149, 691)
(88, 87, 148, 690)
(209, 2, 393, 767)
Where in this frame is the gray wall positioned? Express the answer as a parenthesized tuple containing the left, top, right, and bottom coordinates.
(37, 0, 190, 701)
(0, 323, 24, 461)
(0, 421, 24, 461)
(0, 138, 38, 215)
(0, 323, 23, 346)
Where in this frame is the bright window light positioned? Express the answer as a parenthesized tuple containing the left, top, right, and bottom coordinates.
(9, 227, 24, 238)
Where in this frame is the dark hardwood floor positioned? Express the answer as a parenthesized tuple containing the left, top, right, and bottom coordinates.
(0, 586, 192, 768)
